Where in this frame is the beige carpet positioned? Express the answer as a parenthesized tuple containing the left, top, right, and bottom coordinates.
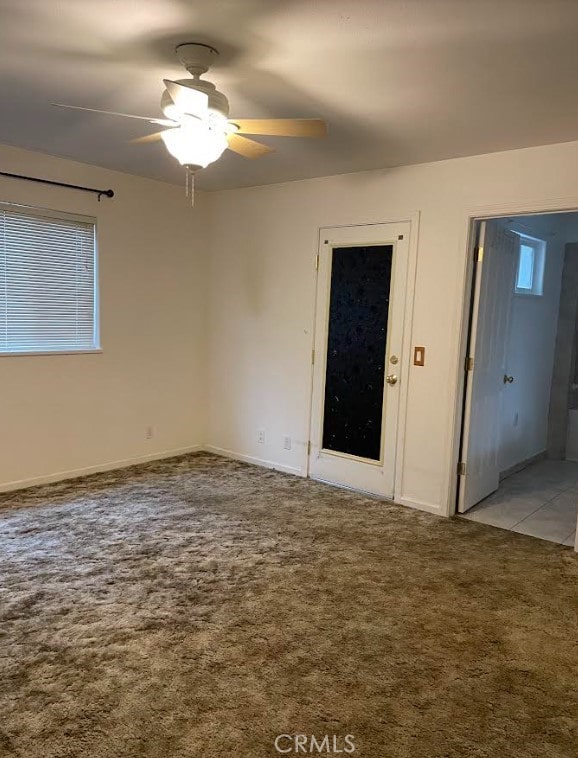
(0, 453, 576, 758)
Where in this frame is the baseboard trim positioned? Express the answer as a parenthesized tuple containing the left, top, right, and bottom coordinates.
(0, 445, 439, 519)
(395, 496, 442, 516)
(203, 445, 305, 477)
(305, 476, 442, 515)
(499, 450, 547, 482)
(0, 445, 203, 493)
(207, 449, 441, 513)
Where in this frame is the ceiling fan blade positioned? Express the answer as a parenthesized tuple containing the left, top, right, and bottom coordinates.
(52, 103, 174, 127)
(163, 80, 208, 118)
(226, 133, 275, 159)
(231, 118, 327, 138)
(129, 130, 176, 144)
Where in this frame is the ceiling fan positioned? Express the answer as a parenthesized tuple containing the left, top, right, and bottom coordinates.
(54, 43, 327, 185)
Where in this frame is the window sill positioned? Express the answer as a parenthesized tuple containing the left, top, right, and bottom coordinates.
(0, 348, 103, 357)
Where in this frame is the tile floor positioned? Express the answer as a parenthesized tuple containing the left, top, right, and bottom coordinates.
(461, 459, 578, 547)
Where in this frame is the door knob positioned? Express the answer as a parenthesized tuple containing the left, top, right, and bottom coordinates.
(386, 374, 398, 385)
(503, 374, 514, 384)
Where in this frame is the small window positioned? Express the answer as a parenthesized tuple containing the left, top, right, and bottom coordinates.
(0, 204, 99, 354)
(513, 232, 545, 296)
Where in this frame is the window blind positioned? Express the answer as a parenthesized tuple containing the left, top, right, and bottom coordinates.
(0, 206, 98, 354)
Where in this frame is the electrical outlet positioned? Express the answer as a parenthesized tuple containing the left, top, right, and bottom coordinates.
(283, 436, 292, 450)
(145, 426, 154, 440)
(257, 429, 265, 444)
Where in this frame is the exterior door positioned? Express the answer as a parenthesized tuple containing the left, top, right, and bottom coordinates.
(308, 222, 411, 498)
(458, 221, 518, 512)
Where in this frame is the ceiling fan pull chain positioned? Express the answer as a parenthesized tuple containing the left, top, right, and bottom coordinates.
(183, 168, 195, 207)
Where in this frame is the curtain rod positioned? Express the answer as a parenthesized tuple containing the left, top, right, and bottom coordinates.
(0, 170, 114, 201)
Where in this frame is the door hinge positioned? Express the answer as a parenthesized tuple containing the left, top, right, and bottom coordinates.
(315, 253, 319, 270)
(475, 245, 484, 262)
(307, 441, 311, 455)
(465, 356, 474, 372)
(311, 348, 315, 365)
(457, 461, 466, 476)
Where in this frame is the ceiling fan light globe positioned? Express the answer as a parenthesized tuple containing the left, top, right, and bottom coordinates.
(160, 121, 228, 169)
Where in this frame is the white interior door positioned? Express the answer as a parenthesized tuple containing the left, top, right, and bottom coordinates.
(458, 221, 518, 512)
(308, 222, 410, 498)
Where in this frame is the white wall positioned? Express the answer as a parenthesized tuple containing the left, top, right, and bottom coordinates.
(205, 139, 578, 515)
(494, 216, 565, 473)
(0, 144, 208, 490)
(7, 136, 578, 518)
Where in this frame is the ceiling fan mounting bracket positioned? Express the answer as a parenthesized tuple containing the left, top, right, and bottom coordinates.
(175, 43, 219, 77)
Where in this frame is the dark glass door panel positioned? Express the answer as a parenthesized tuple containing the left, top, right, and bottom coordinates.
(322, 245, 393, 461)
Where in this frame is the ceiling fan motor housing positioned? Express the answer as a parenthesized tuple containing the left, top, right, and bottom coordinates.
(161, 79, 229, 119)
(165, 43, 229, 119)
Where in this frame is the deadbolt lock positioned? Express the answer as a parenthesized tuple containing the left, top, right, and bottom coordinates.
(386, 374, 398, 385)
(390, 355, 399, 365)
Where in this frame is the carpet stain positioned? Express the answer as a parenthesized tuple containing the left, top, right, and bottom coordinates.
(0, 453, 576, 757)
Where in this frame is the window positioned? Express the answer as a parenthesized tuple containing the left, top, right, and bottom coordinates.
(513, 232, 545, 296)
(0, 204, 99, 354)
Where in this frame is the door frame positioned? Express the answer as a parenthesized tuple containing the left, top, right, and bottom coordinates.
(450, 198, 578, 520)
(305, 213, 420, 503)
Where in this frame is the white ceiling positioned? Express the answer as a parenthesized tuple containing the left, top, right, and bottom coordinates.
(2, 0, 578, 190)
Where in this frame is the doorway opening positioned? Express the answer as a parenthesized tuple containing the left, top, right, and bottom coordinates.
(456, 211, 578, 548)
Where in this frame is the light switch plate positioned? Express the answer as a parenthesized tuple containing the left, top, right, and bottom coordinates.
(413, 346, 425, 366)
